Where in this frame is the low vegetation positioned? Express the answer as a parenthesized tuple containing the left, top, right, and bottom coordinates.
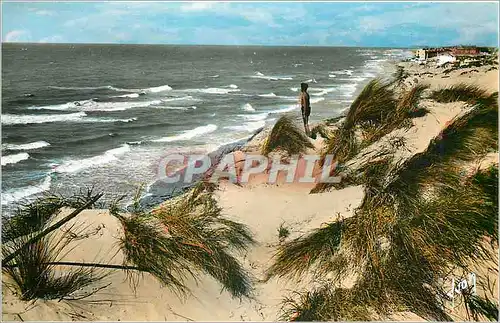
(312, 79, 430, 193)
(116, 182, 255, 297)
(262, 115, 314, 156)
(278, 222, 291, 242)
(309, 123, 331, 140)
(2, 181, 255, 302)
(268, 92, 499, 321)
(2, 192, 107, 301)
(430, 83, 490, 103)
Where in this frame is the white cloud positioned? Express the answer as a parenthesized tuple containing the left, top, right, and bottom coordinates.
(103, 9, 130, 16)
(36, 10, 54, 16)
(39, 35, 63, 43)
(64, 17, 89, 27)
(178, 3, 279, 27)
(4, 30, 31, 42)
(354, 3, 497, 33)
(180, 2, 217, 12)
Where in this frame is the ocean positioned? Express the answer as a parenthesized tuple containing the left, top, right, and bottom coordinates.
(1, 44, 411, 210)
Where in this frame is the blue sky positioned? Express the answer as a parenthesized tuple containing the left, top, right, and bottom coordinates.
(2, 1, 498, 47)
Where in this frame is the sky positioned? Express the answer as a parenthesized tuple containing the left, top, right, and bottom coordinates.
(1, 1, 499, 47)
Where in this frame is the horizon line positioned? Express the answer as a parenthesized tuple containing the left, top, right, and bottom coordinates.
(2, 42, 492, 49)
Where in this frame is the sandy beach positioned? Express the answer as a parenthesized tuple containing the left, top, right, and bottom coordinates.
(2, 55, 498, 322)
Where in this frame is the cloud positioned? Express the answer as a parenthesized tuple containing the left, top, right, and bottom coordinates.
(64, 16, 89, 27)
(4, 30, 31, 42)
(39, 35, 63, 43)
(2, 2, 497, 46)
(180, 2, 217, 12)
(239, 10, 277, 26)
(35, 10, 54, 16)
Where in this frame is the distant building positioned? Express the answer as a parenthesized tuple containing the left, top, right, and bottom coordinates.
(451, 46, 480, 56)
(437, 53, 456, 66)
(416, 46, 481, 61)
(416, 47, 449, 60)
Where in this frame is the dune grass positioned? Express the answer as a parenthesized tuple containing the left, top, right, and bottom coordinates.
(280, 285, 371, 321)
(430, 83, 490, 103)
(113, 181, 255, 298)
(309, 123, 331, 140)
(2, 234, 106, 301)
(313, 81, 430, 193)
(2, 195, 64, 244)
(344, 79, 397, 130)
(397, 83, 430, 115)
(3, 181, 255, 302)
(316, 78, 390, 167)
(2, 188, 103, 244)
(464, 294, 499, 321)
(2, 192, 109, 301)
(391, 65, 408, 86)
(262, 115, 314, 156)
(270, 93, 499, 320)
(278, 222, 291, 241)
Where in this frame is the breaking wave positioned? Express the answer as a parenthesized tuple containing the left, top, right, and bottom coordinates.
(3, 141, 50, 151)
(53, 144, 131, 173)
(152, 124, 218, 143)
(2, 152, 30, 166)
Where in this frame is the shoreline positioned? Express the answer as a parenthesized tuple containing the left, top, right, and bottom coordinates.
(1, 48, 404, 212)
(135, 57, 399, 209)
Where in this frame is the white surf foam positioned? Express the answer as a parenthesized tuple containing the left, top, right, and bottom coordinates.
(126, 140, 143, 145)
(161, 96, 200, 102)
(309, 87, 336, 97)
(2, 112, 87, 125)
(310, 97, 326, 104)
(228, 84, 238, 89)
(2, 152, 30, 166)
(49, 85, 138, 92)
(54, 144, 131, 173)
(50, 84, 172, 94)
(252, 72, 293, 81)
(145, 84, 172, 93)
(154, 106, 197, 110)
(152, 124, 218, 143)
(269, 105, 298, 114)
(30, 100, 162, 112)
(329, 74, 337, 78)
(210, 75, 219, 78)
(290, 87, 299, 92)
(338, 76, 368, 82)
(121, 117, 138, 123)
(330, 69, 354, 76)
(114, 93, 140, 98)
(3, 112, 137, 125)
(186, 88, 241, 94)
(3, 141, 50, 151)
(259, 93, 277, 98)
(226, 120, 265, 133)
(1, 175, 52, 206)
(238, 113, 268, 121)
(339, 84, 358, 98)
(241, 103, 255, 112)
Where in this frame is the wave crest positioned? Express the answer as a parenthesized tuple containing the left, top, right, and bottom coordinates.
(2, 152, 30, 166)
(152, 124, 218, 143)
(3, 141, 50, 151)
(54, 144, 131, 173)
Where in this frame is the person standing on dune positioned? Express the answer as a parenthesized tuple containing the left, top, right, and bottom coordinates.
(299, 82, 311, 135)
